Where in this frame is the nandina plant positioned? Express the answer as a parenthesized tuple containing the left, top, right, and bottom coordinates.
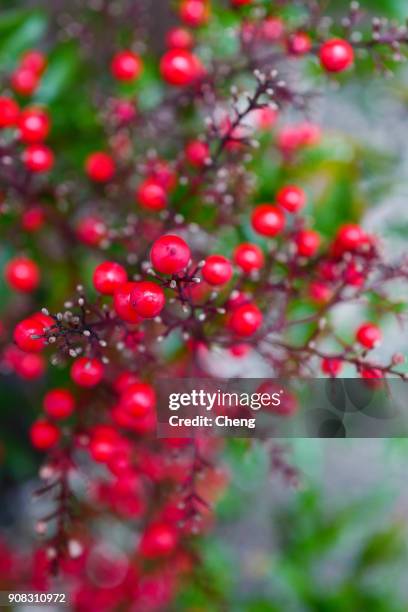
(1, 0, 408, 608)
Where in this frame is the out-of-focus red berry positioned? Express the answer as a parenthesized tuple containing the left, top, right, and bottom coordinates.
(111, 51, 143, 81)
(70, 357, 104, 388)
(30, 420, 60, 450)
(251, 204, 285, 237)
(23, 144, 54, 172)
(185, 140, 210, 167)
(160, 49, 204, 86)
(321, 357, 343, 377)
(85, 152, 115, 182)
(320, 38, 354, 72)
(136, 178, 167, 211)
(119, 382, 156, 418)
(18, 108, 50, 143)
(14, 318, 46, 353)
(295, 229, 320, 257)
(5, 257, 40, 292)
(233, 243, 264, 274)
(11, 68, 39, 96)
(356, 322, 382, 349)
(76, 215, 108, 247)
(287, 32, 312, 55)
(21, 50, 47, 75)
(166, 27, 194, 49)
(139, 523, 178, 558)
(22, 205, 45, 232)
(179, 0, 210, 27)
(43, 388, 75, 419)
(276, 185, 306, 213)
(229, 303, 262, 337)
(0, 96, 19, 128)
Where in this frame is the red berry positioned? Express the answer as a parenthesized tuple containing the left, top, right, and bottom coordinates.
(251, 205, 285, 237)
(356, 323, 382, 349)
(89, 426, 121, 463)
(202, 255, 233, 286)
(179, 0, 209, 27)
(119, 382, 156, 417)
(276, 185, 306, 213)
(85, 152, 115, 182)
(150, 160, 177, 190)
(32, 311, 55, 329)
(320, 38, 354, 73)
(160, 49, 203, 86)
(360, 366, 383, 379)
(261, 17, 284, 41)
(22, 205, 45, 232)
(253, 106, 278, 130)
(231, 0, 252, 5)
(70, 357, 104, 388)
(229, 303, 262, 337)
(136, 178, 167, 211)
(76, 215, 108, 247)
(309, 280, 332, 304)
(233, 243, 264, 274)
(0, 96, 19, 128)
(321, 357, 343, 377)
(333, 224, 366, 255)
(114, 282, 141, 323)
(5, 257, 40, 292)
(11, 68, 39, 96)
(111, 99, 137, 124)
(30, 420, 60, 450)
(14, 318, 46, 353)
(15, 352, 45, 380)
(18, 108, 50, 143)
(130, 281, 165, 318)
(287, 32, 312, 55)
(295, 229, 320, 257)
(21, 50, 47, 75)
(111, 51, 143, 81)
(43, 388, 75, 420)
(23, 144, 54, 172)
(185, 140, 210, 167)
(93, 261, 128, 295)
(166, 27, 194, 49)
(150, 234, 191, 275)
(114, 371, 141, 394)
(140, 523, 178, 558)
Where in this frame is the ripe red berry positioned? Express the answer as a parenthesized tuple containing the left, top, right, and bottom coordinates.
(11, 68, 39, 96)
(119, 382, 156, 417)
(21, 50, 47, 75)
(43, 388, 75, 420)
(321, 357, 343, 377)
(114, 282, 141, 323)
(287, 32, 312, 55)
(202, 255, 233, 286)
(333, 223, 366, 255)
(261, 17, 284, 41)
(22, 205, 45, 232)
(130, 281, 165, 318)
(0, 96, 19, 128)
(114, 371, 141, 394)
(150, 234, 191, 275)
(295, 229, 320, 257)
(111, 51, 143, 81)
(179, 0, 209, 27)
(231, 0, 252, 5)
(355, 322, 382, 349)
(276, 185, 306, 213)
(160, 49, 203, 86)
(14, 318, 46, 353)
(5, 257, 40, 292)
(360, 366, 383, 379)
(18, 108, 50, 143)
(76, 215, 108, 247)
(233, 243, 264, 274)
(23, 144, 54, 172)
(185, 140, 210, 167)
(70, 357, 104, 388)
(139, 522, 178, 558)
(85, 152, 115, 182)
(229, 303, 262, 337)
(32, 311, 55, 329)
(93, 261, 128, 295)
(30, 420, 60, 450)
(89, 425, 121, 463)
(166, 27, 194, 49)
(136, 178, 167, 211)
(15, 352, 45, 380)
(309, 280, 332, 304)
(251, 205, 285, 237)
(319, 38, 354, 73)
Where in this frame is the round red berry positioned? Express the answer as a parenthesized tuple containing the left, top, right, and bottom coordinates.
(262, 17, 284, 41)
(333, 223, 366, 255)
(11, 68, 39, 96)
(119, 382, 156, 417)
(160, 49, 203, 86)
(32, 311, 55, 329)
(23, 144, 54, 172)
(21, 50, 47, 75)
(76, 215, 108, 247)
(30, 420, 60, 450)
(185, 140, 210, 167)
(43, 388, 75, 420)
(93, 261, 128, 295)
(229, 303, 262, 337)
(150, 234, 191, 275)
(309, 280, 332, 304)
(70, 357, 104, 388)
(233, 243, 264, 274)
(85, 152, 115, 182)
(179, 0, 209, 27)
(0, 96, 19, 128)
(251, 205, 285, 237)
(360, 366, 383, 380)
(287, 32, 312, 55)
(139, 522, 178, 558)
(5, 257, 40, 292)
(136, 178, 167, 211)
(321, 358, 343, 377)
(295, 229, 320, 257)
(319, 38, 354, 73)
(355, 323, 382, 349)
(18, 108, 50, 143)
(202, 255, 233, 286)
(166, 27, 194, 49)
(114, 282, 141, 323)
(111, 51, 143, 81)
(276, 185, 306, 213)
(22, 205, 45, 232)
(114, 371, 141, 394)
(89, 426, 121, 463)
(130, 281, 165, 318)
(14, 318, 46, 353)
(15, 352, 45, 380)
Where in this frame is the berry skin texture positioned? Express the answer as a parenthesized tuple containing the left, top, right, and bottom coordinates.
(30, 420, 60, 451)
(111, 51, 143, 81)
(93, 261, 128, 295)
(5, 257, 40, 292)
(160, 49, 203, 86)
(76, 215, 108, 247)
(229, 303, 262, 337)
(43, 388, 75, 420)
(119, 382, 156, 417)
(179, 0, 210, 27)
(139, 523, 178, 558)
(320, 38, 354, 73)
(295, 229, 320, 257)
(185, 140, 210, 167)
(114, 282, 141, 323)
(251, 205, 285, 237)
(166, 27, 194, 49)
(130, 281, 165, 318)
(136, 179, 167, 211)
(14, 318, 46, 353)
(276, 185, 306, 213)
(150, 234, 191, 275)
(11, 68, 39, 96)
(70, 357, 104, 388)
(233, 243, 264, 274)
(23, 144, 54, 172)
(356, 322, 382, 349)
(85, 152, 115, 182)
(0, 96, 19, 128)
(202, 255, 233, 286)
(18, 108, 50, 143)
(321, 358, 343, 377)
(287, 32, 312, 56)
